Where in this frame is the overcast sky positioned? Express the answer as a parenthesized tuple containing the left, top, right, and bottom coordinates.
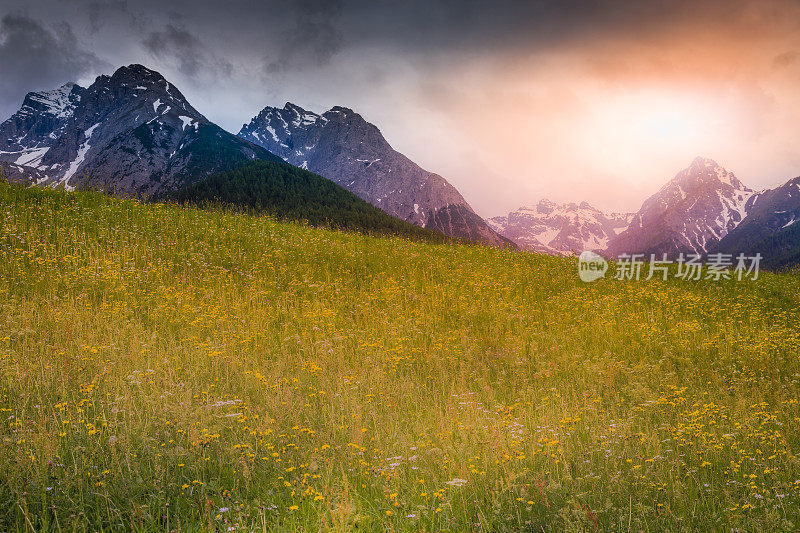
(1, 0, 799, 216)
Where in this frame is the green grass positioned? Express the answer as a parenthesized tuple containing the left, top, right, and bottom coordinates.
(0, 181, 799, 531)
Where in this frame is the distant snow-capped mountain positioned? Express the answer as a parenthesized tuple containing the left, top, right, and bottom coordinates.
(605, 157, 757, 257)
(238, 102, 513, 247)
(491, 157, 800, 266)
(0, 64, 278, 196)
(488, 200, 633, 254)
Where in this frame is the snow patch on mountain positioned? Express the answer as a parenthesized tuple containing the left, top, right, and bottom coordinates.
(178, 116, 195, 130)
(62, 122, 101, 188)
(14, 147, 50, 168)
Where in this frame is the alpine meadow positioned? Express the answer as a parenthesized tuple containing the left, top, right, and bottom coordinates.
(3, 1, 800, 531)
(1, 182, 799, 531)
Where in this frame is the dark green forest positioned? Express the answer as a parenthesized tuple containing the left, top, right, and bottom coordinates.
(172, 160, 447, 242)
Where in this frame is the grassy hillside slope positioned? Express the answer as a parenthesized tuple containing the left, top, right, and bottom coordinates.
(0, 182, 799, 531)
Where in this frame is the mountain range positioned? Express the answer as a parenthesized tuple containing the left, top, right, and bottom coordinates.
(1, 63, 798, 265)
(0, 64, 512, 246)
(491, 157, 800, 268)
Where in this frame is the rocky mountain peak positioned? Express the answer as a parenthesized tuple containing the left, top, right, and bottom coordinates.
(326, 106, 358, 117)
(0, 82, 86, 158)
(55, 64, 208, 144)
(238, 102, 510, 245)
(321, 107, 371, 131)
(19, 83, 84, 119)
(111, 64, 167, 85)
(536, 198, 557, 213)
(78, 65, 203, 121)
(670, 156, 750, 192)
(1, 64, 272, 196)
(283, 102, 306, 113)
(605, 158, 758, 257)
(284, 102, 325, 127)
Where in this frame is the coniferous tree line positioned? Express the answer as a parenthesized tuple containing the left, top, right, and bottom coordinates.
(172, 160, 447, 242)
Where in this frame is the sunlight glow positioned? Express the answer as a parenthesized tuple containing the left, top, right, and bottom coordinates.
(597, 90, 716, 147)
(573, 87, 729, 176)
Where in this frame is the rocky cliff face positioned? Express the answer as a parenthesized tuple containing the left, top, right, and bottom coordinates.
(426, 204, 515, 247)
(712, 175, 800, 266)
(0, 83, 85, 169)
(238, 103, 511, 246)
(0, 65, 279, 197)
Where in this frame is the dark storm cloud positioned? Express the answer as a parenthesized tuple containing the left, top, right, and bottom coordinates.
(4, 0, 791, 83)
(87, 1, 137, 34)
(265, 0, 345, 73)
(324, 0, 788, 55)
(0, 14, 108, 121)
(142, 23, 233, 78)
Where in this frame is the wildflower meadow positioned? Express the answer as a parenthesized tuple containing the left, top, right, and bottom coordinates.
(0, 181, 798, 531)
